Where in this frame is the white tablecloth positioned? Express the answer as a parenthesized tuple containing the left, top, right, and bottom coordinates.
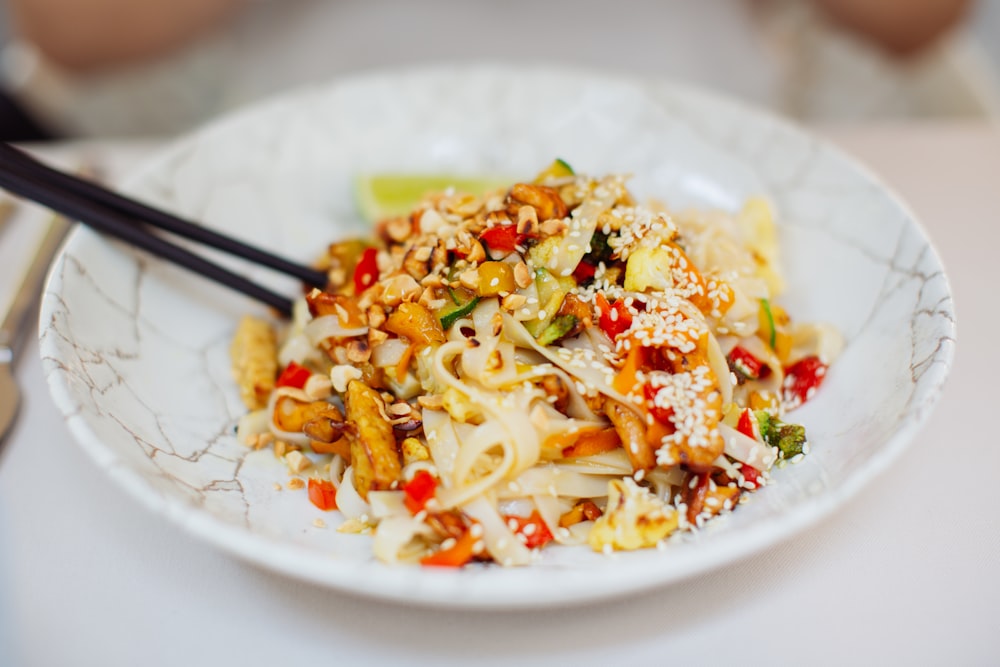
(1, 125, 996, 666)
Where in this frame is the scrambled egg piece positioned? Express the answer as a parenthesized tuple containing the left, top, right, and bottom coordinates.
(588, 478, 679, 552)
(442, 387, 482, 424)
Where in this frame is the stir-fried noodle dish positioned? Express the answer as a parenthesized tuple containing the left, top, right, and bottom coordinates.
(231, 160, 842, 567)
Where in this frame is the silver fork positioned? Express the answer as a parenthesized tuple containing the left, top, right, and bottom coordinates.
(0, 212, 70, 453)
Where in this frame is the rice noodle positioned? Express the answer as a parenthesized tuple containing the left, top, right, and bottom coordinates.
(238, 165, 840, 568)
(304, 314, 368, 345)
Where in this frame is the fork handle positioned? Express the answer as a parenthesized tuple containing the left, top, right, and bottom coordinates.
(0, 215, 71, 355)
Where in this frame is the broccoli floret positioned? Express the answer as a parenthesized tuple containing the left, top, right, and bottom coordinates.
(754, 411, 807, 459)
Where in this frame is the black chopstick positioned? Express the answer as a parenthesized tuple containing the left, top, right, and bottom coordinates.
(0, 143, 330, 317)
(1, 144, 328, 287)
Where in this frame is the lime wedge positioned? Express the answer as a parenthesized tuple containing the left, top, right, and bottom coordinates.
(739, 196, 784, 295)
(533, 158, 575, 183)
(354, 173, 512, 223)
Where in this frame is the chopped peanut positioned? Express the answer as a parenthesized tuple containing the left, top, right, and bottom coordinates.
(382, 274, 422, 306)
(513, 261, 532, 289)
(286, 451, 311, 473)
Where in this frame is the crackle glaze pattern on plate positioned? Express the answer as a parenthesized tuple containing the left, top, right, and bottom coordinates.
(39, 64, 955, 608)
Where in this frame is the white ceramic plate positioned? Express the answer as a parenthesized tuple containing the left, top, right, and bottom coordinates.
(39, 64, 955, 608)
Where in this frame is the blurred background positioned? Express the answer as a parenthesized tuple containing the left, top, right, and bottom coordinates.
(0, 0, 997, 141)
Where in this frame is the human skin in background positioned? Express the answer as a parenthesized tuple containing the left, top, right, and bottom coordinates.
(814, 0, 972, 54)
(6, 0, 973, 73)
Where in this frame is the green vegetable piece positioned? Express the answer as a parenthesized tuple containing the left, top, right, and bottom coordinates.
(586, 230, 615, 265)
(754, 411, 807, 459)
(355, 173, 511, 223)
(536, 314, 579, 346)
(534, 158, 575, 182)
(760, 298, 776, 349)
(755, 411, 772, 438)
(552, 158, 574, 175)
(438, 295, 480, 330)
(524, 267, 574, 337)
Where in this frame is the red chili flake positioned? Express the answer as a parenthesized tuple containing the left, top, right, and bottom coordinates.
(783, 356, 828, 408)
(352, 247, 379, 294)
(276, 361, 311, 389)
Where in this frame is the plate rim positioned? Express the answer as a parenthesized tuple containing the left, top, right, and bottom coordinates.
(38, 61, 957, 609)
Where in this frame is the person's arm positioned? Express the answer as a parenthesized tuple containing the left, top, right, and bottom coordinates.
(814, 0, 973, 55)
(7, 0, 243, 72)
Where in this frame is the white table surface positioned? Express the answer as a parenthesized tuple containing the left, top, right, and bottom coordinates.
(0, 124, 996, 666)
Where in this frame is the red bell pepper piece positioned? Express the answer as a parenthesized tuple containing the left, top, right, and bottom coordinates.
(736, 408, 761, 441)
(420, 523, 482, 567)
(736, 408, 764, 489)
(276, 361, 311, 389)
(307, 478, 338, 511)
(783, 356, 828, 408)
(479, 224, 537, 256)
(728, 346, 767, 381)
(479, 225, 520, 254)
(735, 409, 763, 489)
(402, 470, 438, 514)
(353, 247, 379, 294)
(643, 382, 675, 425)
(594, 292, 633, 340)
(739, 464, 761, 489)
(503, 510, 555, 550)
(572, 259, 597, 283)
